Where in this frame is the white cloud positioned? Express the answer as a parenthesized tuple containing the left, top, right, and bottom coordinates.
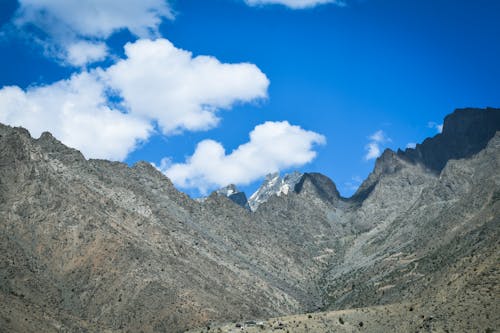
(344, 175, 362, 192)
(0, 38, 270, 161)
(428, 121, 443, 133)
(15, 0, 173, 38)
(364, 129, 390, 160)
(0, 72, 152, 160)
(163, 121, 326, 194)
(369, 130, 386, 143)
(13, 0, 174, 65)
(104, 39, 269, 135)
(406, 142, 417, 149)
(152, 157, 172, 172)
(365, 142, 381, 160)
(245, 0, 345, 9)
(66, 41, 108, 67)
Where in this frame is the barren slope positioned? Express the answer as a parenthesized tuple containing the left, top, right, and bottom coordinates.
(0, 108, 498, 332)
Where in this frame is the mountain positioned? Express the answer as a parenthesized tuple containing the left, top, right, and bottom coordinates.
(0, 124, 340, 332)
(247, 171, 303, 211)
(400, 107, 500, 172)
(215, 184, 249, 209)
(0, 107, 499, 333)
(354, 107, 500, 201)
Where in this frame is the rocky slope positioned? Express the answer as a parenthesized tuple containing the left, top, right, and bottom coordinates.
(0, 107, 499, 332)
(0, 126, 342, 332)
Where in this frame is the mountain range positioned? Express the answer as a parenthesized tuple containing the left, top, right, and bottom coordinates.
(0, 107, 499, 332)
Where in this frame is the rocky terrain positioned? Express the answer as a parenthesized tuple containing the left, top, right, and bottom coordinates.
(0, 107, 499, 332)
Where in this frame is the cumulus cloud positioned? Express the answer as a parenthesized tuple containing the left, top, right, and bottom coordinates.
(365, 142, 381, 160)
(364, 130, 390, 160)
(12, 0, 174, 65)
(369, 130, 386, 143)
(406, 142, 417, 149)
(162, 121, 326, 194)
(428, 121, 443, 133)
(245, 0, 345, 9)
(0, 72, 152, 160)
(15, 0, 173, 38)
(66, 41, 108, 67)
(0, 38, 270, 161)
(104, 39, 269, 135)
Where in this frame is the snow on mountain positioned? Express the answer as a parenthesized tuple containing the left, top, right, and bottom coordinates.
(248, 171, 303, 211)
(215, 184, 249, 209)
(215, 184, 236, 197)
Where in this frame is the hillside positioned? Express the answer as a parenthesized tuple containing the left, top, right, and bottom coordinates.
(0, 108, 499, 332)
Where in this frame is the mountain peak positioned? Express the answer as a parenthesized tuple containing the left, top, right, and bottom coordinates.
(399, 107, 500, 172)
(265, 172, 280, 181)
(354, 107, 500, 202)
(295, 172, 341, 203)
(1, 107, 499, 332)
(248, 171, 303, 211)
(215, 184, 239, 197)
(214, 184, 249, 209)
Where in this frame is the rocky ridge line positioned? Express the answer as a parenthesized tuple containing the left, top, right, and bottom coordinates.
(0, 107, 498, 333)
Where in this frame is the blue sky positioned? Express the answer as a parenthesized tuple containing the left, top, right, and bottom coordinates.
(0, 0, 499, 198)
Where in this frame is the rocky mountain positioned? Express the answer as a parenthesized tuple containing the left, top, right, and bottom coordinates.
(0, 107, 499, 333)
(194, 109, 500, 332)
(353, 107, 500, 202)
(0, 124, 342, 332)
(214, 184, 249, 209)
(400, 107, 500, 172)
(247, 171, 303, 211)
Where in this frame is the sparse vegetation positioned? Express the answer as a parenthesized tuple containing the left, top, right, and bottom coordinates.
(2, 110, 500, 332)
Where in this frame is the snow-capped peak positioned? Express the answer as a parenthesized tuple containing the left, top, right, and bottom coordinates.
(215, 184, 238, 197)
(248, 171, 303, 211)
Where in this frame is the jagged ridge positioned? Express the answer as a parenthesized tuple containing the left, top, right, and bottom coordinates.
(0, 107, 499, 333)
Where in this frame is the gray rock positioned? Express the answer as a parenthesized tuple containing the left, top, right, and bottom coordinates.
(0, 107, 499, 333)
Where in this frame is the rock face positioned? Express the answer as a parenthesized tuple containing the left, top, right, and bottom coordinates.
(400, 107, 500, 172)
(0, 107, 499, 333)
(295, 172, 341, 204)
